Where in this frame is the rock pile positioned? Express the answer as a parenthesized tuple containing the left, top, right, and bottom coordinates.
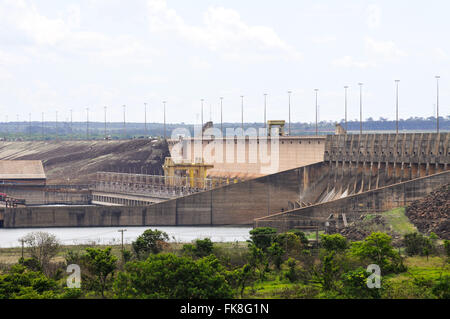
(405, 185, 450, 239)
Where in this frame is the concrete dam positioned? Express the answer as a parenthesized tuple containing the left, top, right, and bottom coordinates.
(0, 132, 448, 228)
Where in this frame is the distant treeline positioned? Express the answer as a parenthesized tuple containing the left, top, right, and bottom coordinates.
(0, 116, 448, 140)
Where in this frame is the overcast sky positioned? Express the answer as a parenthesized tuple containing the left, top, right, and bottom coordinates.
(0, 0, 448, 125)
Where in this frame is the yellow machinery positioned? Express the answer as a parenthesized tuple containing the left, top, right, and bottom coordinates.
(267, 120, 285, 136)
(163, 157, 213, 189)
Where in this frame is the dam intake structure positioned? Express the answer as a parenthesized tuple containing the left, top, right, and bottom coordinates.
(0, 132, 448, 229)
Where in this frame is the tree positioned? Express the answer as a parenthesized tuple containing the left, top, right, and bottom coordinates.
(351, 232, 404, 273)
(230, 264, 254, 298)
(286, 230, 309, 246)
(320, 234, 348, 252)
(132, 229, 169, 259)
(312, 252, 340, 291)
(182, 238, 214, 258)
(444, 240, 450, 259)
(20, 232, 60, 275)
(274, 232, 304, 256)
(284, 258, 298, 283)
(432, 275, 450, 299)
(248, 244, 269, 281)
(267, 242, 284, 270)
(341, 267, 382, 299)
(404, 232, 434, 257)
(194, 238, 214, 257)
(0, 265, 58, 299)
(113, 254, 233, 299)
(249, 227, 277, 251)
(84, 247, 118, 298)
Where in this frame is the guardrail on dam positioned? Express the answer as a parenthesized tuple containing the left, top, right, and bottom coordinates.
(1, 133, 448, 228)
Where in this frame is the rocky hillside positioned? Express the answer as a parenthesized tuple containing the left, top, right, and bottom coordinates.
(0, 139, 170, 184)
(405, 184, 450, 239)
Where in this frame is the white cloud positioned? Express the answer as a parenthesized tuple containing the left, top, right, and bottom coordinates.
(367, 4, 381, 30)
(311, 36, 336, 44)
(146, 0, 302, 62)
(433, 48, 448, 59)
(332, 56, 376, 69)
(0, 0, 158, 66)
(365, 37, 406, 59)
(189, 56, 211, 70)
(0, 49, 30, 66)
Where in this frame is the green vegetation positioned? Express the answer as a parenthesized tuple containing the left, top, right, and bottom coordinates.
(382, 207, 417, 235)
(0, 226, 449, 299)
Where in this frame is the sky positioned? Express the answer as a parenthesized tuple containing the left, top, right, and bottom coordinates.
(0, 0, 449, 125)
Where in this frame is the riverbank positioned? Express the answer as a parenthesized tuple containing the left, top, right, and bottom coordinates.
(0, 226, 252, 248)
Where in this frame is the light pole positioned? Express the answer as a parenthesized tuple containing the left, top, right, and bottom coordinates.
(163, 101, 166, 139)
(395, 80, 400, 134)
(264, 93, 267, 133)
(344, 86, 348, 132)
(70, 109, 73, 138)
(144, 103, 147, 137)
(240, 95, 244, 133)
(104, 106, 107, 139)
(41, 112, 44, 140)
(358, 83, 363, 134)
(122, 105, 126, 139)
(314, 89, 319, 136)
(220, 97, 223, 135)
(288, 91, 292, 136)
(118, 229, 127, 253)
(435, 76, 440, 133)
(201, 99, 204, 137)
(86, 107, 89, 140)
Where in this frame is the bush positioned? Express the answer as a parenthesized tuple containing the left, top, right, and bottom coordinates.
(443, 240, 450, 258)
(432, 275, 450, 299)
(287, 230, 309, 246)
(320, 234, 348, 252)
(83, 247, 118, 298)
(341, 267, 382, 299)
(351, 232, 405, 273)
(19, 257, 42, 272)
(0, 265, 59, 299)
(274, 232, 304, 256)
(132, 229, 169, 259)
(19, 232, 60, 275)
(249, 227, 277, 251)
(404, 232, 434, 257)
(182, 238, 214, 258)
(113, 254, 233, 299)
(284, 258, 298, 283)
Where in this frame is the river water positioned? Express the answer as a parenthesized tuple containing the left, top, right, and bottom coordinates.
(0, 226, 252, 248)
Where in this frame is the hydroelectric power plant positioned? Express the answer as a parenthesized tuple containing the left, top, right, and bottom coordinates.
(0, 128, 448, 232)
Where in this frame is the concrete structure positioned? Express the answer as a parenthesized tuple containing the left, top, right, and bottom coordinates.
(1, 133, 448, 228)
(254, 170, 450, 231)
(0, 160, 46, 185)
(168, 135, 326, 179)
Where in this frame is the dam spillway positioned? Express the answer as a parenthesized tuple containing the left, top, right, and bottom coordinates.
(0, 132, 448, 228)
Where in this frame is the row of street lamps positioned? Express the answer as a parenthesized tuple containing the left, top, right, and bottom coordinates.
(1, 76, 443, 140)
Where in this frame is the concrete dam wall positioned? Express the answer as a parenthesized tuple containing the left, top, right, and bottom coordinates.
(2, 162, 326, 227)
(168, 135, 326, 179)
(1, 133, 448, 228)
(254, 170, 450, 231)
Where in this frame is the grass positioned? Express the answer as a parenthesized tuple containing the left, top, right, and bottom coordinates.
(0, 241, 250, 266)
(382, 207, 417, 236)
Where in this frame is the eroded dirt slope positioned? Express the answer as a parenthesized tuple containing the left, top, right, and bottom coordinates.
(0, 140, 169, 184)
